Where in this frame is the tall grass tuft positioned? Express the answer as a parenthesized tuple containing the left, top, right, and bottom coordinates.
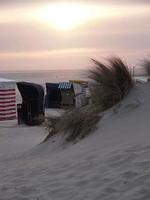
(89, 57, 133, 110)
(58, 106, 102, 142)
(44, 56, 133, 143)
(43, 105, 102, 142)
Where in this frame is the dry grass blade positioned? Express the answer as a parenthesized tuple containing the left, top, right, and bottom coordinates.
(43, 105, 102, 142)
(89, 56, 133, 110)
(43, 56, 133, 143)
(42, 116, 60, 143)
(58, 106, 102, 142)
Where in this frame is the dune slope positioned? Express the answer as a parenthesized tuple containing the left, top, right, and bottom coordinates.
(1, 83, 150, 200)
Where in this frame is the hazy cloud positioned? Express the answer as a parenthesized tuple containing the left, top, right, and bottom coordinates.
(0, 0, 150, 70)
(0, 13, 149, 53)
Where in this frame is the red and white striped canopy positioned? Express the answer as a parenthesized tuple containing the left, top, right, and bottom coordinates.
(0, 78, 16, 121)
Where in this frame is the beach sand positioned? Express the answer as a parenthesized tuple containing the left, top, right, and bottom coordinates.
(0, 82, 150, 199)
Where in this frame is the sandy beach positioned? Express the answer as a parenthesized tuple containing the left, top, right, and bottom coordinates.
(0, 0, 150, 198)
(0, 82, 150, 199)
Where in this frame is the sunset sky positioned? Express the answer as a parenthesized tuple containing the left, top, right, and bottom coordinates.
(0, 0, 150, 70)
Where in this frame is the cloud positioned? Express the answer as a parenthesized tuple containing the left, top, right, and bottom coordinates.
(0, 12, 149, 53)
(0, 0, 150, 70)
(0, 14, 150, 70)
(0, 47, 150, 70)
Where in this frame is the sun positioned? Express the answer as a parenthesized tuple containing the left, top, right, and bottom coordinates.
(34, 3, 92, 30)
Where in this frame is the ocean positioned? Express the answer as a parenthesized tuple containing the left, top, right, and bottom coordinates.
(0, 69, 87, 86)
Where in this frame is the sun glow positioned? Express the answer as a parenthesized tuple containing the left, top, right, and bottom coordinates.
(34, 3, 92, 30)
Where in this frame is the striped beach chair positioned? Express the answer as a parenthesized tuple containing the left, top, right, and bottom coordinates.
(0, 78, 16, 121)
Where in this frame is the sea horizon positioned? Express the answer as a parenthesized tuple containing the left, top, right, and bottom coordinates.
(0, 69, 88, 86)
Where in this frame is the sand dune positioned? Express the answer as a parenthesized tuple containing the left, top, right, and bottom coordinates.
(0, 82, 150, 199)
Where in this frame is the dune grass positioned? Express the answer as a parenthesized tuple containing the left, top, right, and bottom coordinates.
(44, 56, 133, 142)
(43, 105, 102, 142)
(58, 105, 102, 142)
(89, 57, 134, 110)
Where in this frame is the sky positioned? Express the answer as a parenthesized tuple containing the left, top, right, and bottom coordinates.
(0, 0, 150, 71)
